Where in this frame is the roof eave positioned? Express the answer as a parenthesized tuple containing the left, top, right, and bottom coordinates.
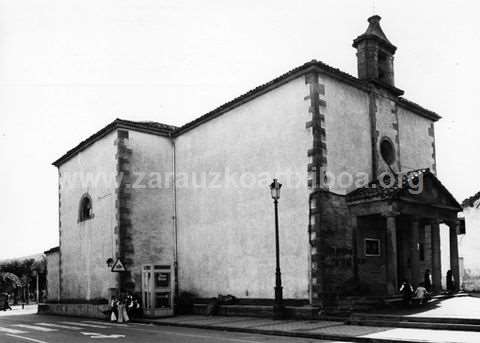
(397, 98, 442, 122)
(44, 246, 60, 255)
(173, 61, 371, 136)
(52, 119, 175, 167)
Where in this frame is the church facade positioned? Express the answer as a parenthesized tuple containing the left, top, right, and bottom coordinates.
(48, 16, 463, 313)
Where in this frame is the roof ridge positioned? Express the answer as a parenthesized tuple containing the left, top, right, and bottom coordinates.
(173, 59, 440, 135)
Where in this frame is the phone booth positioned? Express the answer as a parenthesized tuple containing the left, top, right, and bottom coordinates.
(142, 264, 174, 317)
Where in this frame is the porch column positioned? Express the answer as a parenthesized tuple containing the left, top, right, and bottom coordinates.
(448, 220, 460, 291)
(410, 218, 420, 286)
(430, 220, 442, 291)
(385, 214, 398, 295)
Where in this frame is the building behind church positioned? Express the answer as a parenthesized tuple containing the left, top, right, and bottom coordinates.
(45, 15, 464, 316)
(458, 193, 480, 291)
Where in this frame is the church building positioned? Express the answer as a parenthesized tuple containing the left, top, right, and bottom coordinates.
(47, 15, 463, 315)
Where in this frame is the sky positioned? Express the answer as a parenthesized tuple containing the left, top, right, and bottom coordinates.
(0, 0, 479, 259)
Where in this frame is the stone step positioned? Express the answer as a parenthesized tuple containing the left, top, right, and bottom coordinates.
(348, 318, 480, 332)
(350, 313, 480, 325)
(193, 303, 323, 320)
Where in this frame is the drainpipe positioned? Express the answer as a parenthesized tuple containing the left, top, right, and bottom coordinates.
(171, 136, 179, 298)
(308, 194, 313, 305)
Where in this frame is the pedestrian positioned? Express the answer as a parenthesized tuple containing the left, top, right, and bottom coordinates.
(399, 280, 414, 306)
(446, 270, 455, 293)
(413, 283, 429, 305)
(126, 295, 141, 319)
(424, 269, 432, 292)
(116, 296, 130, 323)
(109, 296, 118, 322)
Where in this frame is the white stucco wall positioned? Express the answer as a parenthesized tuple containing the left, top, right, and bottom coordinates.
(59, 132, 118, 300)
(460, 205, 480, 276)
(174, 76, 311, 299)
(322, 75, 371, 194)
(325, 82, 435, 196)
(46, 251, 60, 302)
(397, 106, 435, 172)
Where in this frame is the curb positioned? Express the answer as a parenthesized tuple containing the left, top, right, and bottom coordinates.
(138, 319, 434, 343)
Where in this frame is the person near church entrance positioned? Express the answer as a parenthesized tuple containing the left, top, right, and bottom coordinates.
(446, 270, 455, 293)
(424, 269, 432, 292)
(413, 283, 430, 305)
(399, 280, 414, 306)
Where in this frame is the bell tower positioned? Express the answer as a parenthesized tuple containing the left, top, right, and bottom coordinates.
(353, 15, 397, 88)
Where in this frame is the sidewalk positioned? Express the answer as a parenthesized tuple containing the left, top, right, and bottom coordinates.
(138, 314, 480, 343)
(0, 304, 37, 316)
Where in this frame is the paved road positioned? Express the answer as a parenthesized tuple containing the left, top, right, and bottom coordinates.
(0, 312, 348, 343)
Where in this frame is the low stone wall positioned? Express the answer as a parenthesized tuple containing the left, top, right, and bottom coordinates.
(38, 303, 109, 319)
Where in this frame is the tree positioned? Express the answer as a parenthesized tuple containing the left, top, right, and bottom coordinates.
(0, 256, 46, 303)
(0, 272, 23, 293)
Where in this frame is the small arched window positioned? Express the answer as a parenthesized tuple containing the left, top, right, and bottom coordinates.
(79, 194, 93, 222)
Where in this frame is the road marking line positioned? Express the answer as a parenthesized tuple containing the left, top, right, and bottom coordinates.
(0, 327, 27, 334)
(81, 332, 126, 339)
(82, 320, 128, 327)
(13, 324, 58, 332)
(35, 322, 83, 330)
(5, 334, 49, 343)
(60, 321, 108, 328)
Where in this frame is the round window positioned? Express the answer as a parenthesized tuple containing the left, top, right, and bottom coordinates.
(380, 138, 396, 165)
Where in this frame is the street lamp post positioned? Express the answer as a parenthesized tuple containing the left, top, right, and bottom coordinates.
(270, 179, 284, 319)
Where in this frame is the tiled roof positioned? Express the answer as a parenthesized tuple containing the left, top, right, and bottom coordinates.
(52, 119, 177, 166)
(53, 59, 441, 166)
(173, 59, 440, 135)
(346, 168, 430, 203)
(172, 59, 366, 135)
(462, 191, 480, 208)
(353, 15, 396, 52)
(44, 246, 60, 255)
(346, 168, 462, 210)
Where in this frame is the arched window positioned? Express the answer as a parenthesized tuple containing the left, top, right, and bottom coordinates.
(79, 194, 93, 222)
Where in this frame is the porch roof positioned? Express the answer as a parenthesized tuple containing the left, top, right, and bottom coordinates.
(346, 169, 462, 220)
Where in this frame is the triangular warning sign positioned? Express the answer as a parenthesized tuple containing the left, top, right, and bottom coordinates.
(111, 258, 126, 272)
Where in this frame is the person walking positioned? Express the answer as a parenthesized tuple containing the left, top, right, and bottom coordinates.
(116, 296, 130, 323)
(424, 269, 432, 292)
(446, 270, 455, 293)
(109, 296, 118, 322)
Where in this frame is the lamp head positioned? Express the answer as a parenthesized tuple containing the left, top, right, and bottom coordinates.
(270, 178, 282, 200)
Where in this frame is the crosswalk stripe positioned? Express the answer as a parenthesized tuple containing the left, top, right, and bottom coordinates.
(6, 334, 48, 343)
(35, 322, 83, 330)
(0, 327, 27, 334)
(60, 321, 108, 328)
(82, 320, 128, 327)
(13, 324, 58, 332)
